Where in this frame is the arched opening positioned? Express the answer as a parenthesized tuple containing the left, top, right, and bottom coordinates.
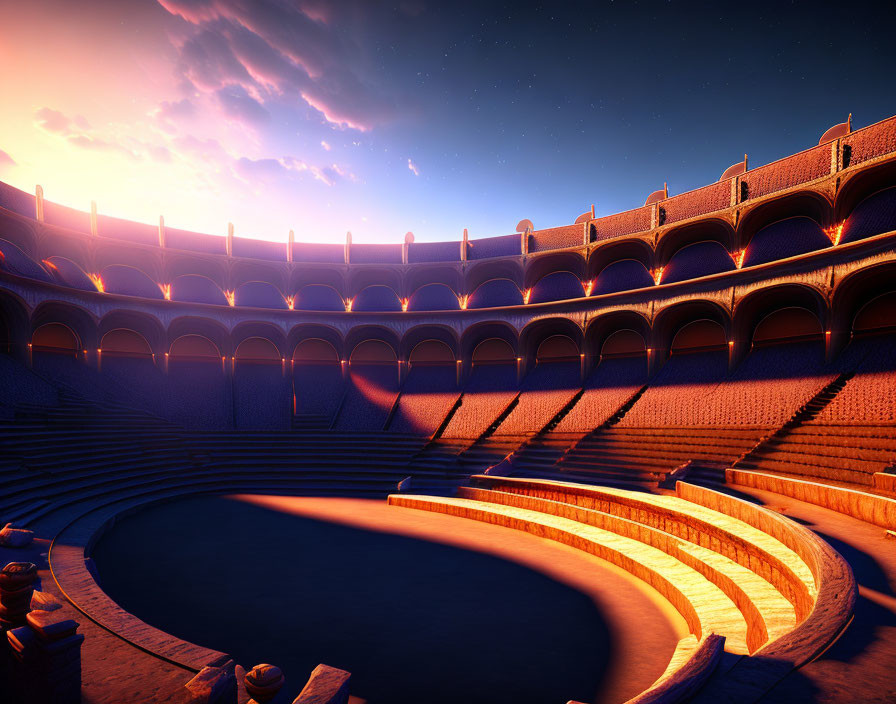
(234, 337, 281, 364)
(661, 242, 735, 284)
(233, 337, 289, 429)
(528, 271, 586, 305)
(467, 279, 524, 309)
(854, 291, 896, 335)
(592, 260, 654, 296)
(840, 186, 896, 245)
(554, 327, 649, 434)
(334, 339, 400, 432)
(351, 285, 402, 313)
(409, 340, 455, 365)
(442, 337, 519, 440)
(233, 281, 288, 310)
(472, 338, 516, 364)
(32, 323, 79, 355)
(100, 329, 152, 358)
(407, 284, 460, 312)
(292, 338, 343, 421)
(98, 328, 162, 416)
(293, 338, 340, 363)
(742, 217, 830, 268)
(671, 319, 728, 354)
(167, 334, 227, 429)
(100, 265, 165, 300)
(0, 238, 55, 283)
(170, 275, 229, 306)
(292, 285, 345, 312)
(389, 340, 460, 435)
(43, 256, 98, 291)
(752, 307, 823, 347)
(601, 329, 647, 358)
(536, 335, 579, 362)
(169, 334, 220, 360)
(350, 339, 398, 364)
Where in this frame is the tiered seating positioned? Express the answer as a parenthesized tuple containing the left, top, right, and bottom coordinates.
(440, 363, 518, 440)
(292, 362, 344, 423)
(387, 364, 459, 435)
(493, 361, 581, 436)
(390, 476, 853, 703)
(737, 335, 896, 487)
(742, 217, 830, 267)
(333, 364, 400, 431)
(661, 242, 736, 284)
(840, 186, 896, 244)
(554, 356, 648, 434)
(592, 259, 654, 295)
(592, 206, 652, 241)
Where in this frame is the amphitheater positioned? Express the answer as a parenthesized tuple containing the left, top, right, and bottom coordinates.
(0, 114, 894, 704)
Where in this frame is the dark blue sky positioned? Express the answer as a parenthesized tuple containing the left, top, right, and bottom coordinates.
(1, 0, 893, 242)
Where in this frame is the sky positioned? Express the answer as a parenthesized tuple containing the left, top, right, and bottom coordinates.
(0, 0, 893, 244)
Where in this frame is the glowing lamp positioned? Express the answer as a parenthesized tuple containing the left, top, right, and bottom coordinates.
(89, 274, 105, 292)
(728, 340, 735, 347)
(224, 290, 235, 307)
(345, 298, 353, 312)
(583, 280, 594, 296)
(286, 295, 295, 311)
(652, 268, 663, 285)
(160, 283, 172, 300)
(523, 288, 532, 304)
(735, 250, 746, 269)
(825, 222, 844, 246)
(401, 298, 409, 312)
(459, 294, 468, 310)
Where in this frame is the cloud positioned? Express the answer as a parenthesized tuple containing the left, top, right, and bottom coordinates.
(155, 0, 398, 131)
(408, 158, 420, 176)
(34, 107, 90, 135)
(0, 149, 15, 167)
(216, 84, 269, 125)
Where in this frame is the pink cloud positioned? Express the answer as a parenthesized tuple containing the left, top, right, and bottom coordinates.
(155, 0, 398, 131)
(408, 158, 420, 176)
(0, 149, 15, 167)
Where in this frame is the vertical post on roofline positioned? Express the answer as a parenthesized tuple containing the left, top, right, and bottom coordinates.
(90, 201, 98, 237)
(287, 230, 294, 263)
(226, 222, 234, 257)
(158, 216, 166, 248)
(345, 231, 352, 265)
(34, 185, 44, 222)
(461, 228, 468, 262)
(520, 228, 529, 257)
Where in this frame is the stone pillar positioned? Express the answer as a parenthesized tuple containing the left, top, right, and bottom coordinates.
(226, 223, 234, 257)
(461, 228, 468, 262)
(34, 185, 45, 222)
(158, 216, 166, 249)
(344, 231, 351, 265)
(287, 230, 294, 263)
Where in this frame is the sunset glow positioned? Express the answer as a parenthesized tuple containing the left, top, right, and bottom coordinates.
(1, 2, 891, 247)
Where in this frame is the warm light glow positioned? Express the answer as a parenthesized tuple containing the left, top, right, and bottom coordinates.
(345, 297, 353, 312)
(653, 267, 663, 285)
(735, 250, 746, 268)
(42, 259, 58, 271)
(583, 279, 594, 296)
(159, 283, 171, 300)
(286, 295, 295, 310)
(401, 297, 409, 312)
(825, 222, 844, 246)
(89, 273, 105, 292)
(459, 294, 469, 310)
(729, 340, 735, 347)
(224, 290, 235, 306)
(523, 288, 532, 304)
